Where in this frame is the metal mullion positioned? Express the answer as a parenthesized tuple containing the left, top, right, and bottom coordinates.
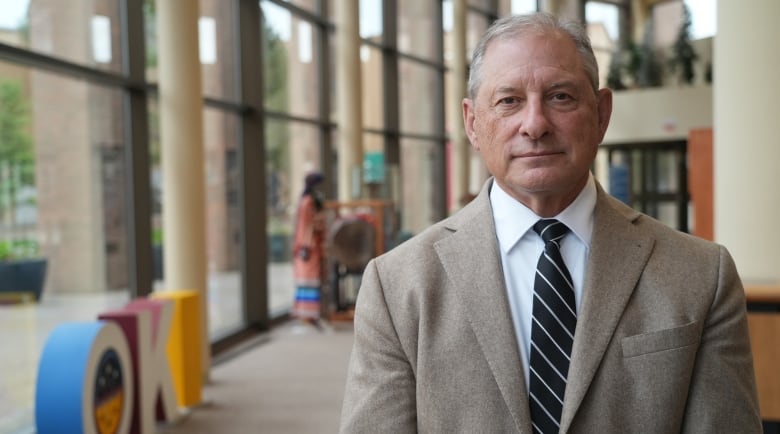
(382, 0, 400, 171)
(203, 96, 251, 114)
(238, 0, 268, 329)
(431, 0, 447, 221)
(0, 42, 142, 91)
(317, 0, 336, 200)
(122, 0, 153, 298)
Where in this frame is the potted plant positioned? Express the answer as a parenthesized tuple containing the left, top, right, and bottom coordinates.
(0, 239, 48, 302)
(668, 3, 698, 85)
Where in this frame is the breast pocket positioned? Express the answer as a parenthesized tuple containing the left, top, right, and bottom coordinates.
(621, 321, 701, 358)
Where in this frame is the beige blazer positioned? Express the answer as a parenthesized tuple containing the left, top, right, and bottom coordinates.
(340, 178, 761, 433)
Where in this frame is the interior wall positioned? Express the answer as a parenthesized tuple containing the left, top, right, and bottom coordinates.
(603, 85, 712, 145)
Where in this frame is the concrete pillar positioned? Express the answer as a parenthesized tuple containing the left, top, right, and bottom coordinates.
(156, 0, 210, 374)
(540, 0, 580, 21)
(714, 0, 780, 283)
(450, 0, 468, 213)
(630, 0, 650, 43)
(336, 0, 363, 201)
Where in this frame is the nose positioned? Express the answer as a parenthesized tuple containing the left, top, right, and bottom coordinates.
(518, 98, 551, 141)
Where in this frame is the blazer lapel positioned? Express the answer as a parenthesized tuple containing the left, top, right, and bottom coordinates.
(559, 185, 655, 432)
(434, 180, 532, 432)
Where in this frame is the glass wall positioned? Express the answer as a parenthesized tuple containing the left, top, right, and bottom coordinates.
(261, 0, 328, 319)
(1, 0, 123, 73)
(0, 61, 133, 433)
(0, 0, 253, 430)
(202, 107, 243, 337)
(396, 1, 446, 235)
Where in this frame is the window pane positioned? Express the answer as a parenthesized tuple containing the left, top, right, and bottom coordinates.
(144, 0, 158, 79)
(586, 2, 619, 42)
(655, 201, 679, 228)
(586, 2, 620, 88)
(0, 62, 130, 433)
(400, 138, 439, 235)
(266, 119, 322, 316)
(399, 60, 439, 136)
(360, 0, 383, 39)
(200, 0, 240, 101)
(466, 11, 490, 62)
(203, 107, 243, 337)
(655, 150, 681, 193)
(500, 0, 538, 15)
(398, 0, 439, 60)
(0, 0, 123, 73)
(685, 0, 716, 39)
(261, 1, 321, 120)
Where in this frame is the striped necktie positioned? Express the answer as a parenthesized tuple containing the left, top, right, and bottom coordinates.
(528, 219, 576, 434)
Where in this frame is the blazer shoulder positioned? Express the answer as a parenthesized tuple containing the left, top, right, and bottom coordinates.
(599, 187, 721, 254)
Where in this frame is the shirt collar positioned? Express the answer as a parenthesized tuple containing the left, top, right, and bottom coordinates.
(490, 174, 596, 253)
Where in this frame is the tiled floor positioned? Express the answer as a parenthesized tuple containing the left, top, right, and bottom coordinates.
(0, 262, 295, 434)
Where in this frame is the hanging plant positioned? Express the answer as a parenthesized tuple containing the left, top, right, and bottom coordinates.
(637, 19, 663, 88)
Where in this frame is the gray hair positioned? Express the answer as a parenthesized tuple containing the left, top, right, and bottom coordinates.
(467, 12, 599, 99)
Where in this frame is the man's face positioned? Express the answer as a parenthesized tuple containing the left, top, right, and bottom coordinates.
(463, 31, 612, 215)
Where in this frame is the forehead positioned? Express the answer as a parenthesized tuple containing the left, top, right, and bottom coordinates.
(479, 31, 587, 93)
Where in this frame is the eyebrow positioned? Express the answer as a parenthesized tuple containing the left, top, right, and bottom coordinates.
(494, 86, 520, 95)
(547, 81, 577, 90)
(493, 80, 578, 95)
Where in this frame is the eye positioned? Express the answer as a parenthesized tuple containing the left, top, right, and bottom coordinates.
(497, 96, 518, 105)
(551, 92, 572, 102)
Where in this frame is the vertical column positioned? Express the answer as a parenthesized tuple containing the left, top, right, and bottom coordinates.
(156, 0, 210, 373)
(714, 0, 780, 283)
(336, 0, 364, 201)
(630, 0, 650, 43)
(539, 0, 580, 21)
(449, 0, 468, 213)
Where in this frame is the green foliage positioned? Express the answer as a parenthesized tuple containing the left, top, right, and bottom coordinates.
(152, 227, 163, 246)
(606, 41, 640, 91)
(636, 20, 663, 88)
(262, 15, 290, 169)
(0, 80, 34, 174)
(606, 49, 627, 90)
(668, 3, 698, 85)
(0, 79, 35, 217)
(144, 0, 158, 68)
(263, 19, 289, 113)
(0, 239, 39, 261)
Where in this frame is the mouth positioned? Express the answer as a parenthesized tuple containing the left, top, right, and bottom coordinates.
(514, 150, 564, 158)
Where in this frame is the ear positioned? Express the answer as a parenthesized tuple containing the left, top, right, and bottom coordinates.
(462, 98, 479, 150)
(596, 88, 613, 141)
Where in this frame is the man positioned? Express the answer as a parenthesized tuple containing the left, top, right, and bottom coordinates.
(340, 12, 760, 433)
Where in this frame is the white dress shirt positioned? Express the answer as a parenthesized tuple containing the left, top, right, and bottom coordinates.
(489, 174, 596, 391)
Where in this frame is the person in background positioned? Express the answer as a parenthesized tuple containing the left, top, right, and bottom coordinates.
(292, 172, 326, 325)
(340, 12, 760, 433)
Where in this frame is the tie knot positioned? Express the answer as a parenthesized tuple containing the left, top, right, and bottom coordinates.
(533, 219, 569, 245)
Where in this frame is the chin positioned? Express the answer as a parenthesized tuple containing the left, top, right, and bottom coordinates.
(506, 171, 561, 192)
